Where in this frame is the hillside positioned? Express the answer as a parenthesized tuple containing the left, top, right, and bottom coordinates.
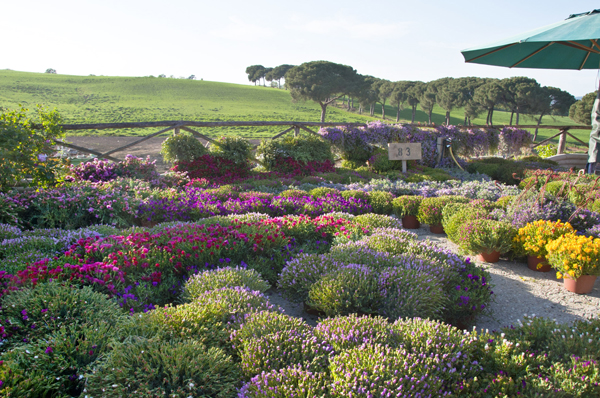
(0, 70, 586, 149)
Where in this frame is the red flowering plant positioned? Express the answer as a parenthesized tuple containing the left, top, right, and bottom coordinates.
(173, 154, 252, 184)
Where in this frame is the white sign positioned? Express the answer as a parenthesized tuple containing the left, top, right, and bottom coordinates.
(388, 143, 422, 160)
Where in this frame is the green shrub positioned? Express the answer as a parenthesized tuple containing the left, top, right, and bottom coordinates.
(308, 187, 340, 198)
(418, 195, 468, 226)
(307, 265, 382, 317)
(357, 229, 417, 255)
(392, 195, 423, 218)
(326, 242, 403, 269)
(314, 314, 397, 351)
(279, 189, 308, 198)
(367, 190, 395, 214)
(256, 134, 333, 171)
(379, 267, 447, 320)
(315, 172, 345, 184)
(1, 321, 119, 397)
(209, 136, 252, 165)
(368, 147, 402, 172)
(278, 253, 334, 303)
(141, 287, 278, 347)
(230, 311, 310, 353)
(545, 180, 570, 198)
(456, 219, 516, 255)
(442, 204, 491, 244)
(496, 195, 515, 209)
(85, 338, 240, 398)
(161, 131, 208, 163)
(536, 356, 600, 396)
(238, 366, 331, 398)
(352, 213, 403, 230)
(0, 282, 126, 352)
(547, 317, 600, 362)
(240, 329, 333, 379)
(340, 158, 365, 169)
(340, 189, 369, 202)
(183, 267, 271, 301)
(535, 143, 557, 158)
(329, 344, 445, 397)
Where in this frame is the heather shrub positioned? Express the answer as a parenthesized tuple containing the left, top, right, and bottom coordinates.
(367, 190, 394, 214)
(329, 344, 446, 397)
(230, 311, 310, 352)
(445, 263, 493, 325)
(455, 219, 517, 255)
(326, 242, 408, 270)
(307, 264, 382, 316)
(536, 356, 600, 396)
(0, 282, 126, 352)
(379, 267, 447, 320)
(0, 223, 21, 240)
(314, 314, 397, 351)
(183, 267, 270, 301)
(277, 253, 335, 302)
(392, 195, 423, 217)
(84, 338, 239, 398)
(161, 131, 207, 163)
(239, 329, 333, 379)
(238, 366, 331, 398)
(356, 230, 416, 255)
(442, 204, 491, 244)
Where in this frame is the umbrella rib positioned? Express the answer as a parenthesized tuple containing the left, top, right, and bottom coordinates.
(591, 39, 600, 51)
(579, 51, 591, 70)
(558, 41, 600, 54)
(464, 42, 518, 62)
(510, 42, 554, 68)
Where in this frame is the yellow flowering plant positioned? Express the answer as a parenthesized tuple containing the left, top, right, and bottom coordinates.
(545, 233, 600, 279)
(513, 220, 575, 259)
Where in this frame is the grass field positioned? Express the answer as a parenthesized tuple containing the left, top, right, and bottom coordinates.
(0, 69, 589, 151)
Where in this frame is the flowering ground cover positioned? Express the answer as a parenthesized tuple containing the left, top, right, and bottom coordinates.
(2, 155, 600, 396)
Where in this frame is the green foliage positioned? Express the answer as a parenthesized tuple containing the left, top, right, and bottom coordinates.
(0, 105, 65, 191)
(240, 329, 332, 378)
(256, 134, 333, 171)
(279, 188, 308, 198)
(308, 187, 340, 198)
(442, 203, 491, 244)
(569, 91, 596, 125)
(418, 195, 468, 226)
(160, 130, 208, 163)
(340, 189, 369, 202)
(0, 282, 126, 352)
(367, 190, 395, 214)
(368, 147, 402, 173)
(456, 219, 516, 255)
(183, 267, 271, 301)
(209, 135, 252, 165)
(496, 195, 515, 209)
(307, 265, 382, 316)
(85, 338, 240, 398)
(231, 311, 310, 353)
(340, 158, 366, 169)
(357, 229, 417, 255)
(0, 223, 21, 241)
(535, 143, 557, 158)
(392, 195, 423, 217)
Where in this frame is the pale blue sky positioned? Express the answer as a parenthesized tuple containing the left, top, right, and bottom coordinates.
(4, 0, 600, 97)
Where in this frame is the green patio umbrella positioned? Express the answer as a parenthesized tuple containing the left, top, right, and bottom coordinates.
(461, 9, 600, 171)
(461, 9, 600, 70)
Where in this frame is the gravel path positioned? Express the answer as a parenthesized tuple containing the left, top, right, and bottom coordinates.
(266, 225, 600, 331)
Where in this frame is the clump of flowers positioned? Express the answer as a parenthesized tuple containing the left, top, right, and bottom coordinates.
(238, 366, 331, 398)
(546, 233, 600, 280)
(392, 195, 424, 217)
(455, 219, 516, 256)
(513, 220, 575, 259)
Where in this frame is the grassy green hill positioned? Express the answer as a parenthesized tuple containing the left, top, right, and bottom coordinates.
(0, 69, 588, 150)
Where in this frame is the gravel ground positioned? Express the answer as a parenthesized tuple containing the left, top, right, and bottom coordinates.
(266, 225, 600, 331)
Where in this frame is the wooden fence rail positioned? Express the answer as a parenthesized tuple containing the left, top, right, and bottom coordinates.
(51, 121, 592, 161)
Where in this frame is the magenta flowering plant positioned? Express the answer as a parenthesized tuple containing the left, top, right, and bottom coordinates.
(65, 155, 160, 183)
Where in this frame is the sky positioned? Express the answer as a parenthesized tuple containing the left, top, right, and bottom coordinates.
(4, 0, 600, 97)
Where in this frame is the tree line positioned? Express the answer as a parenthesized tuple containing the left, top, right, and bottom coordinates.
(246, 61, 580, 137)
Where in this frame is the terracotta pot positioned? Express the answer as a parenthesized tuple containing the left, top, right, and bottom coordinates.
(527, 255, 552, 272)
(402, 215, 420, 229)
(563, 274, 597, 294)
(476, 250, 501, 263)
(429, 224, 445, 234)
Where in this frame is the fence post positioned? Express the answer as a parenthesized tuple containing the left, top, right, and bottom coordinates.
(557, 128, 568, 155)
(294, 126, 299, 137)
(436, 137, 444, 166)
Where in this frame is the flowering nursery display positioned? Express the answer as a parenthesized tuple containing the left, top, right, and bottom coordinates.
(2, 122, 600, 397)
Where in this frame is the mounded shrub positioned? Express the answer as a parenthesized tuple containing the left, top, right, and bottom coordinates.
(392, 195, 424, 218)
(442, 203, 491, 244)
(367, 190, 395, 214)
(314, 314, 397, 351)
(230, 311, 310, 352)
(418, 195, 469, 226)
(209, 135, 252, 166)
(340, 189, 369, 202)
(329, 344, 445, 397)
(308, 187, 341, 198)
(352, 213, 403, 230)
(183, 266, 270, 301)
(239, 329, 333, 379)
(357, 228, 418, 255)
(256, 134, 334, 175)
(278, 253, 334, 303)
(307, 264, 382, 316)
(238, 366, 331, 398)
(84, 338, 240, 398)
(161, 131, 208, 163)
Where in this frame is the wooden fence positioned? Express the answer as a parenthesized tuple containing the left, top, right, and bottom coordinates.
(52, 121, 592, 161)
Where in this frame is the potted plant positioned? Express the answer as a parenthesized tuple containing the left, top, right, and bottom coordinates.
(456, 219, 516, 263)
(392, 195, 423, 229)
(513, 220, 574, 272)
(546, 233, 600, 294)
(417, 196, 468, 234)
